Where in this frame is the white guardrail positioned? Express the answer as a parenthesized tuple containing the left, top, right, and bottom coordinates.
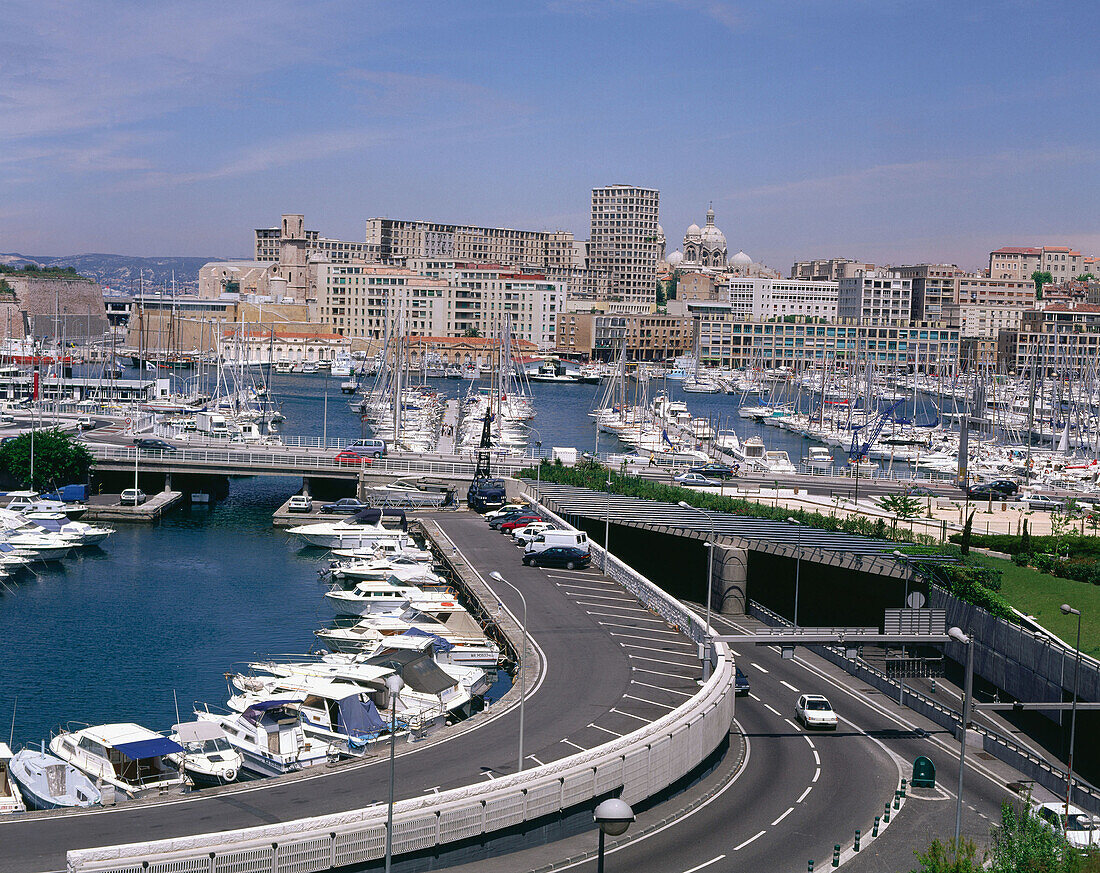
(67, 494, 735, 873)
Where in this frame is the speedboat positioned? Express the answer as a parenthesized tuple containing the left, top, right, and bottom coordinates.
(0, 532, 72, 561)
(50, 723, 187, 798)
(331, 540, 432, 563)
(0, 742, 26, 813)
(316, 609, 501, 668)
(323, 579, 460, 617)
(8, 745, 100, 810)
(3, 491, 87, 521)
(288, 508, 409, 550)
(195, 701, 333, 777)
(329, 556, 445, 585)
(166, 721, 243, 788)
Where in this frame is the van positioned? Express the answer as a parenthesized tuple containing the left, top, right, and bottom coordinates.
(349, 438, 388, 458)
(524, 530, 589, 556)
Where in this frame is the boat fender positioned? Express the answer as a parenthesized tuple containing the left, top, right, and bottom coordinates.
(222, 768, 237, 783)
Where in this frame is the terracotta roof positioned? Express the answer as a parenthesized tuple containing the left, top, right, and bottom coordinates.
(992, 247, 1041, 255)
(224, 329, 346, 341)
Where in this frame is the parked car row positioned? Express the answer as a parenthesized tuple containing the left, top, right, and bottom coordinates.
(480, 503, 592, 570)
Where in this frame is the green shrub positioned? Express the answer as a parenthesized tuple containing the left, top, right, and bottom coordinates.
(1012, 552, 1031, 567)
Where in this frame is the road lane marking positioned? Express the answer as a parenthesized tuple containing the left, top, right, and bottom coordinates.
(750, 662, 769, 673)
(599, 621, 684, 635)
(588, 724, 624, 738)
(813, 750, 820, 765)
(784, 718, 801, 730)
(623, 693, 676, 710)
(611, 632, 695, 647)
(560, 738, 588, 751)
(764, 703, 781, 716)
(587, 610, 667, 624)
(771, 807, 795, 826)
(780, 681, 800, 693)
(812, 767, 820, 783)
(630, 680, 694, 697)
(555, 583, 620, 594)
(629, 654, 701, 669)
(682, 855, 727, 872)
(610, 708, 652, 724)
(573, 601, 652, 613)
(568, 592, 638, 603)
(747, 692, 760, 701)
(733, 830, 766, 851)
(527, 756, 544, 766)
(620, 643, 698, 659)
(797, 785, 813, 803)
(803, 736, 815, 748)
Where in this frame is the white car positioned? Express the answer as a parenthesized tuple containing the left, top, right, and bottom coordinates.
(485, 503, 529, 522)
(120, 488, 147, 506)
(287, 495, 313, 513)
(513, 522, 557, 544)
(795, 694, 838, 730)
(674, 472, 723, 487)
(1033, 800, 1100, 849)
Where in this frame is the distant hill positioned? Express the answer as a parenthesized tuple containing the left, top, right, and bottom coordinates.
(0, 252, 239, 293)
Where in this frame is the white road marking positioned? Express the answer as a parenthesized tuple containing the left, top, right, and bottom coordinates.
(569, 592, 638, 603)
(628, 654, 700, 669)
(682, 855, 727, 873)
(764, 703, 781, 716)
(560, 738, 588, 751)
(527, 756, 544, 767)
(748, 692, 760, 701)
(586, 610, 667, 624)
(609, 708, 652, 724)
(588, 724, 624, 738)
(780, 680, 800, 693)
(611, 632, 695, 647)
(630, 680, 694, 698)
(599, 621, 684, 635)
(623, 693, 676, 710)
(620, 643, 699, 659)
(784, 718, 801, 730)
(813, 750, 820, 766)
(555, 582, 619, 594)
(573, 601, 652, 613)
(482, 772, 495, 780)
(797, 785, 813, 803)
(812, 767, 820, 783)
(803, 735, 815, 749)
(631, 666, 697, 680)
(729, 649, 741, 657)
(771, 807, 795, 826)
(751, 662, 769, 673)
(733, 830, 766, 851)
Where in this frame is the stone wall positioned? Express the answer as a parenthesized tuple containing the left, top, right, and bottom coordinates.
(0, 276, 107, 340)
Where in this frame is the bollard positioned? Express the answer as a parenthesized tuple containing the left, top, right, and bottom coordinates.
(894, 791, 900, 810)
(833, 845, 840, 867)
(854, 829, 861, 852)
(900, 778, 907, 797)
(884, 801, 891, 823)
(808, 861, 814, 873)
(931, 677, 937, 693)
(873, 815, 880, 837)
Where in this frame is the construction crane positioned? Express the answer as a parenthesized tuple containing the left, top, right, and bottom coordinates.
(848, 397, 905, 461)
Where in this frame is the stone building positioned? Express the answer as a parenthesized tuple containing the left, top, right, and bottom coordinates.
(0, 274, 108, 341)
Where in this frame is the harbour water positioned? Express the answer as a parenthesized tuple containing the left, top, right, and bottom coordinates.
(0, 370, 916, 750)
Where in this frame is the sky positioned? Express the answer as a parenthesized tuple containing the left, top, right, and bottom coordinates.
(1, 0, 1098, 272)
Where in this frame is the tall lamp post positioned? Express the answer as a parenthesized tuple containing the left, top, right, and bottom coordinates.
(604, 474, 612, 572)
(489, 571, 528, 773)
(594, 798, 634, 873)
(678, 501, 716, 681)
(528, 427, 543, 500)
(383, 673, 405, 873)
(948, 626, 974, 843)
(1061, 603, 1082, 820)
(787, 517, 802, 627)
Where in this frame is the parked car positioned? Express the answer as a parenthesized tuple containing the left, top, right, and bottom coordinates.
(1026, 494, 1065, 511)
(513, 522, 557, 544)
(133, 437, 177, 452)
(966, 484, 1001, 500)
(687, 463, 734, 480)
(735, 667, 750, 696)
(905, 485, 937, 496)
(348, 438, 388, 458)
(485, 503, 530, 522)
(321, 497, 370, 514)
(489, 509, 539, 530)
(522, 546, 591, 570)
(795, 694, 837, 730)
(287, 495, 313, 513)
(334, 449, 374, 467)
(120, 488, 147, 506)
(988, 479, 1020, 495)
(1032, 799, 1100, 849)
(674, 472, 724, 487)
(499, 515, 544, 534)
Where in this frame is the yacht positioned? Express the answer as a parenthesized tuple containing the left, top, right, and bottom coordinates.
(3, 492, 86, 520)
(49, 723, 187, 798)
(805, 446, 835, 472)
(323, 579, 461, 617)
(195, 701, 333, 777)
(0, 742, 26, 813)
(287, 508, 409, 549)
(329, 555, 445, 585)
(331, 540, 432, 563)
(528, 360, 580, 383)
(166, 721, 243, 788)
(329, 351, 354, 379)
(7, 746, 100, 810)
(274, 361, 294, 374)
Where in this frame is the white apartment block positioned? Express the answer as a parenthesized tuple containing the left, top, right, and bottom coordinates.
(588, 185, 660, 314)
(837, 270, 912, 324)
(366, 218, 576, 268)
(314, 261, 562, 349)
(954, 304, 1026, 337)
(988, 246, 1085, 281)
(722, 277, 838, 320)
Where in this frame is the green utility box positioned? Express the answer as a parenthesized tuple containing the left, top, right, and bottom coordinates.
(912, 756, 936, 788)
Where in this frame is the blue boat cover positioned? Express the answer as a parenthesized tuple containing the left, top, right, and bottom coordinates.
(336, 695, 385, 739)
(35, 519, 64, 532)
(114, 737, 184, 760)
(402, 627, 454, 652)
(243, 699, 300, 724)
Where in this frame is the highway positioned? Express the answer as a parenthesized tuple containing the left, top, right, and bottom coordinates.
(1, 513, 701, 872)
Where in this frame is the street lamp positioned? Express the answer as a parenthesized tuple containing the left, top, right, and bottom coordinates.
(489, 571, 528, 773)
(594, 798, 634, 873)
(383, 673, 405, 873)
(947, 626, 974, 843)
(1060, 603, 1083, 821)
(679, 501, 715, 681)
(604, 474, 613, 572)
(787, 517, 802, 628)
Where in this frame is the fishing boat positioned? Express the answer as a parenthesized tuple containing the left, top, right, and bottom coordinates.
(166, 721, 243, 788)
(7, 746, 100, 810)
(49, 723, 187, 798)
(195, 701, 333, 777)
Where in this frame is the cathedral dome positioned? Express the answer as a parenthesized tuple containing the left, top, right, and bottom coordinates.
(667, 250, 684, 266)
(730, 250, 752, 266)
(685, 223, 701, 239)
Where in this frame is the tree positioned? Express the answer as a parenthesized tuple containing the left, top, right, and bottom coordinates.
(1031, 270, 1054, 300)
(879, 492, 924, 520)
(1076, 273, 1096, 282)
(655, 278, 667, 307)
(1020, 518, 1031, 554)
(987, 798, 1082, 872)
(462, 327, 481, 338)
(0, 428, 94, 491)
(911, 837, 982, 873)
(961, 510, 975, 556)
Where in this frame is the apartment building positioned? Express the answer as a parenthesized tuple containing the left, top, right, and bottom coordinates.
(588, 185, 661, 313)
(988, 246, 1085, 281)
(721, 277, 838, 321)
(554, 311, 692, 361)
(893, 264, 959, 322)
(790, 258, 875, 281)
(314, 261, 562, 349)
(365, 217, 576, 268)
(837, 271, 912, 324)
(1003, 305, 1100, 376)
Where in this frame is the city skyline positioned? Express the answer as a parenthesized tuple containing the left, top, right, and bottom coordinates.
(2, 0, 1098, 270)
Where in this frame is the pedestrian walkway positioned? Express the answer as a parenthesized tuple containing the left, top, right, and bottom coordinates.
(437, 398, 459, 454)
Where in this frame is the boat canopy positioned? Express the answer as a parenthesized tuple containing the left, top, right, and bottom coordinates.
(335, 695, 386, 739)
(350, 508, 408, 531)
(173, 721, 227, 743)
(243, 699, 301, 724)
(402, 627, 454, 652)
(114, 737, 184, 760)
(368, 650, 456, 696)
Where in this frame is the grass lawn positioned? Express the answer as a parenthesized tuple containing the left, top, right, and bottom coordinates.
(975, 555, 1100, 658)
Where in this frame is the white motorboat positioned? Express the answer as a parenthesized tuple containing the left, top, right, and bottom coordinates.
(323, 579, 461, 617)
(3, 491, 87, 520)
(166, 721, 243, 787)
(366, 477, 455, 508)
(329, 351, 354, 379)
(805, 446, 835, 472)
(1, 533, 72, 561)
(195, 701, 332, 777)
(330, 556, 445, 585)
(288, 508, 409, 550)
(50, 723, 187, 798)
(331, 540, 432, 563)
(0, 742, 26, 814)
(7, 746, 100, 810)
(316, 608, 500, 668)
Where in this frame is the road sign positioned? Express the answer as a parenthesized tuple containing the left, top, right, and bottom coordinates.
(884, 608, 945, 636)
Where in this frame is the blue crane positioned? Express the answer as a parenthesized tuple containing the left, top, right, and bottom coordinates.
(848, 398, 906, 461)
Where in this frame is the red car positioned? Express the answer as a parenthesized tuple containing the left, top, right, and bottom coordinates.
(334, 449, 374, 467)
(499, 515, 542, 533)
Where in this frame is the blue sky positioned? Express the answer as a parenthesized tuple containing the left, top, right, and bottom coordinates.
(1, 0, 1097, 271)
